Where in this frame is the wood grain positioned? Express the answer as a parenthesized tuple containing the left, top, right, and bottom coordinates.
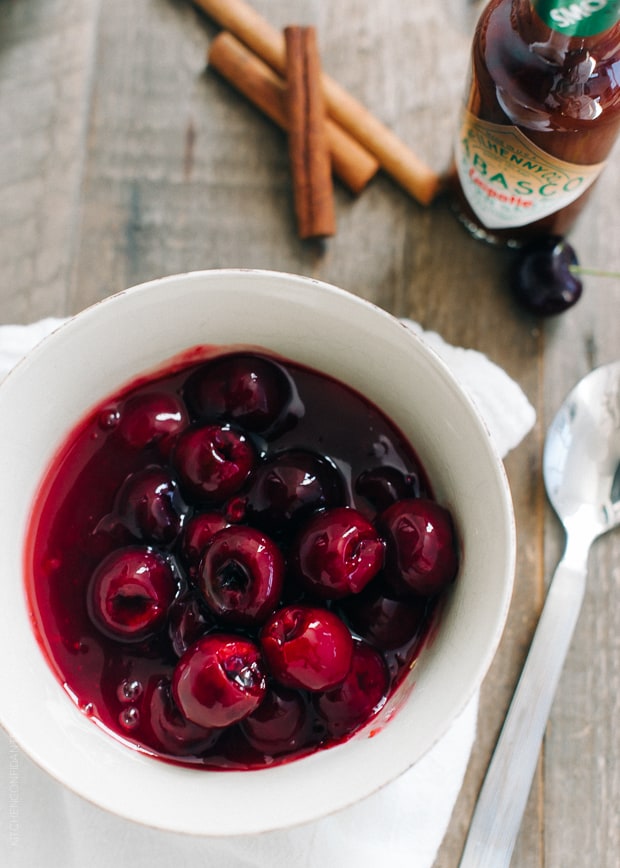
(1, 1, 619, 866)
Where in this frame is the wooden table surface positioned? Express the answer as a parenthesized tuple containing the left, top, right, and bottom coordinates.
(1, 1, 619, 865)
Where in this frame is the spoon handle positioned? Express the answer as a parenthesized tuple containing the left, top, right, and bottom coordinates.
(458, 548, 589, 868)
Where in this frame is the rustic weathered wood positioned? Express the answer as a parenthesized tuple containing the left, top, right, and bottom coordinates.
(1, 1, 619, 866)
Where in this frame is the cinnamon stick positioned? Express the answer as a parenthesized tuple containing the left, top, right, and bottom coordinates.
(194, 0, 442, 205)
(207, 32, 378, 194)
(283, 26, 335, 240)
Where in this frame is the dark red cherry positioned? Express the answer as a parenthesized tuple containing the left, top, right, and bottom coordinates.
(184, 352, 298, 433)
(172, 634, 267, 728)
(293, 507, 384, 599)
(112, 466, 187, 546)
(379, 499, 458, 597)
(511, 235, 583, 316)
(260, 604, 354, 691)
(179, 512, 229, 574)
(141, 679, 220, 757)
(245, 449, 345, 534)
(240, 684, 314, 757)
(116, 391, 189, 451)
(198, 526, 284, 625)
(315, 640, 389, 739)
(167, 591, 213, 657)
(355, 466, 423, 512)
(87, 546, 177, 642)
(173, 423, 256, 503)
(341, 582, 428, 650)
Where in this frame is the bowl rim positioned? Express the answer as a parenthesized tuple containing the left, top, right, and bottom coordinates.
(0, 268, 516, 835)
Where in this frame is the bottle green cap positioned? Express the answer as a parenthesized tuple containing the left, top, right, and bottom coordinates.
(533, 0, 620, 36)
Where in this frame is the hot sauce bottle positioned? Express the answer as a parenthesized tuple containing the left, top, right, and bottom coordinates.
(453, 0, 620, 246)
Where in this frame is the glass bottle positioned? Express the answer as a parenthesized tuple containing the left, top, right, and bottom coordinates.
(452, 0, 620, 246)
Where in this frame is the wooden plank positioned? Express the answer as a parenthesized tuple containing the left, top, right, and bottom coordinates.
(0, 0, 99, 321)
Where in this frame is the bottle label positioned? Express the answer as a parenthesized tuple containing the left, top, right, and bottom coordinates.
(454, 109, 605, 230)
(533, 0, 620, 37)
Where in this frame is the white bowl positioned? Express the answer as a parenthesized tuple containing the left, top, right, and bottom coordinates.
(0, 269, 514, 835)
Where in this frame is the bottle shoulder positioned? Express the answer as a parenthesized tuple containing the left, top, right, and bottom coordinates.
(472, 0, 620, 129)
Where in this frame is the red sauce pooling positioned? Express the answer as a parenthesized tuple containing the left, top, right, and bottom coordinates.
(25, 348, 457, 769)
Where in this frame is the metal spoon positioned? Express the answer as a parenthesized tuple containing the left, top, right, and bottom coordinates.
(458, 360, 620, 868)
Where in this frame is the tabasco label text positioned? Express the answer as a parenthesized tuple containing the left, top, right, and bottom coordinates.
(455, 109, 605, 230)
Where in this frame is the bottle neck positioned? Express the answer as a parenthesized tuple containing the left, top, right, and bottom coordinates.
(514, 0, 620, 65)
(531, 0, 620, 37)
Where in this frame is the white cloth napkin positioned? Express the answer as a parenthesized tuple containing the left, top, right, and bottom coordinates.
(0, 317, 535, 868)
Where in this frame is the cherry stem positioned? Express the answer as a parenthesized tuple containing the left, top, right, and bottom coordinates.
(570, 265, 620, 280)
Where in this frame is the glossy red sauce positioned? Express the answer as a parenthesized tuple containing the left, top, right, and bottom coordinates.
(25, 347, 453, 769)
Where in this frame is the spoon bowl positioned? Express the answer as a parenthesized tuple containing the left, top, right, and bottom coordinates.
(459, 360, 620, 868)
(544, 360, 620, 541)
